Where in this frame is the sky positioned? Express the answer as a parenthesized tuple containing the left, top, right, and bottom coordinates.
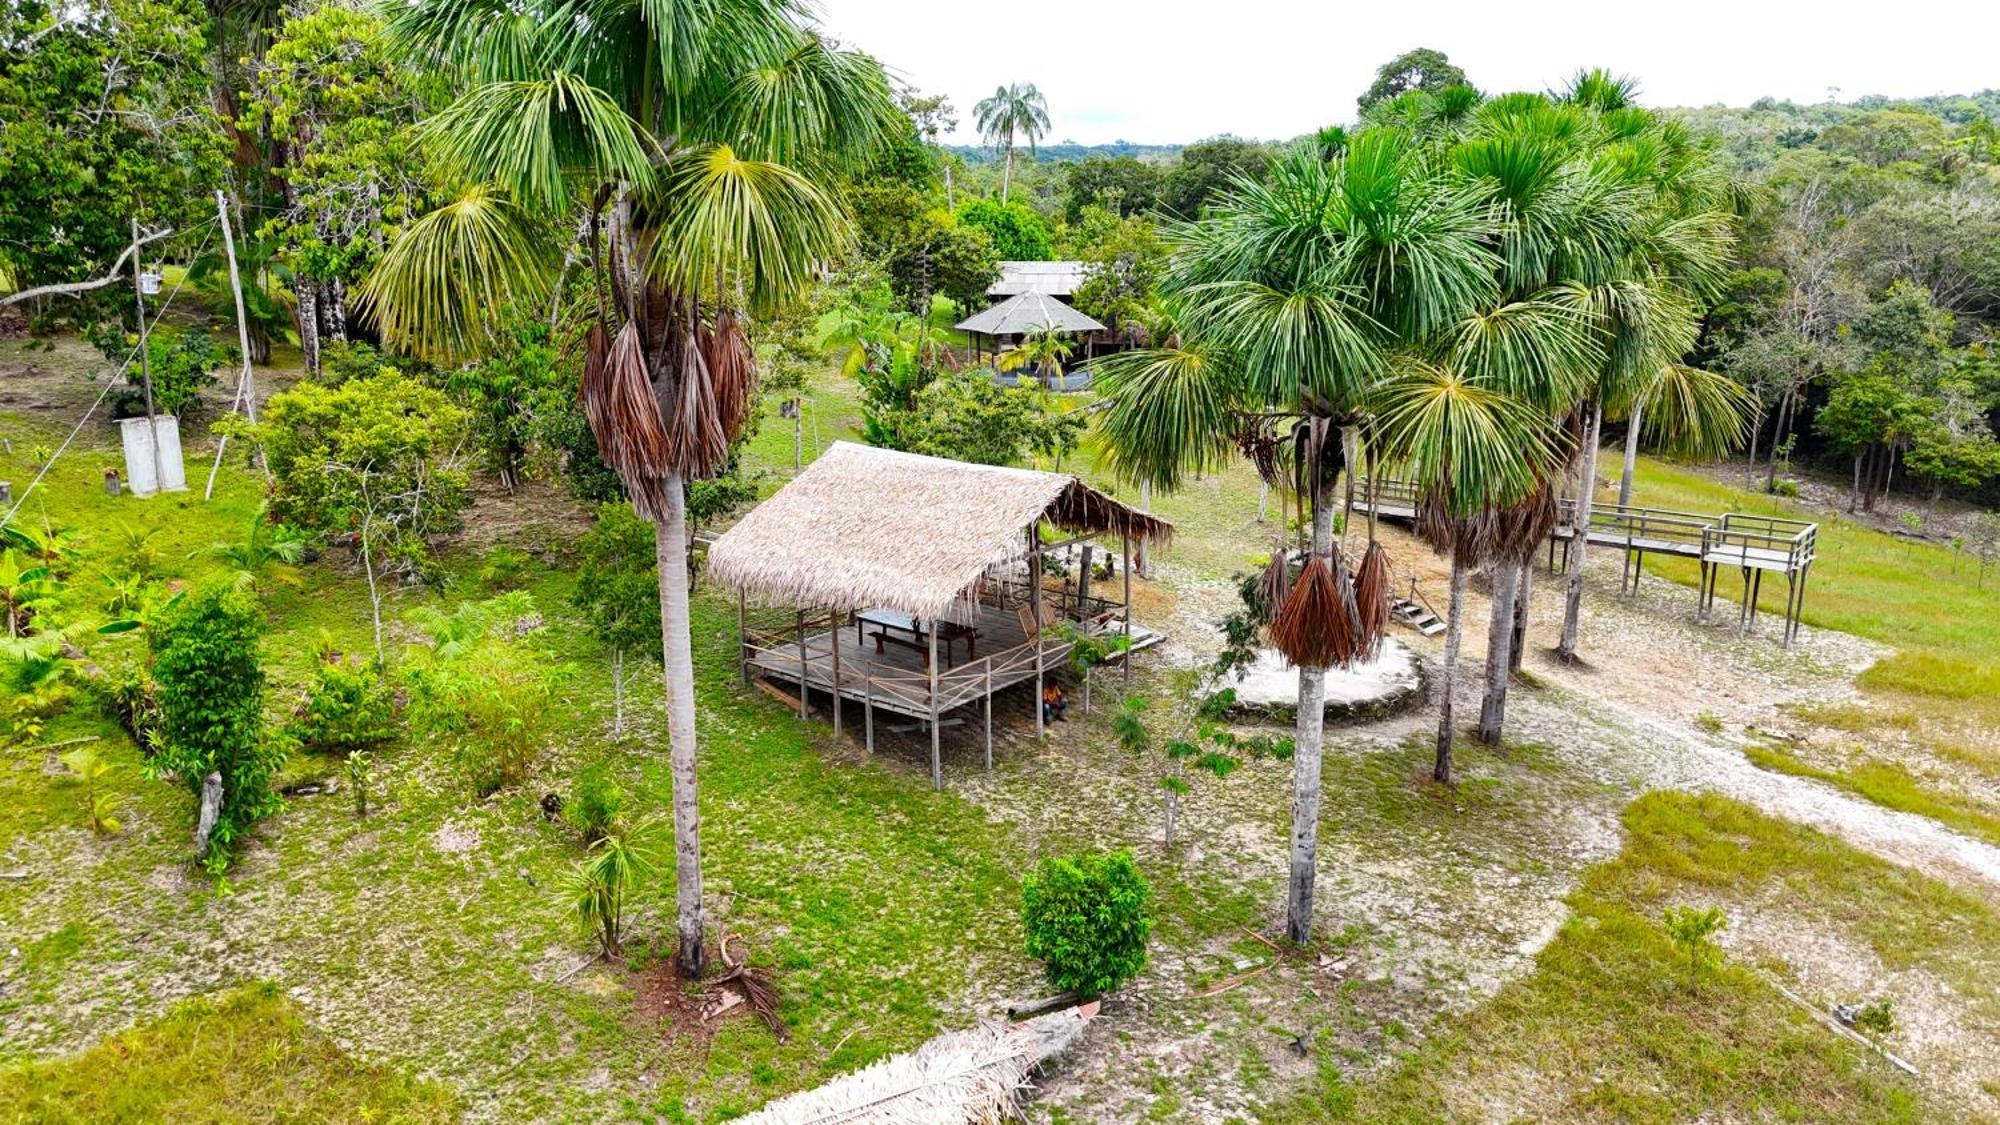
(814, 0, 2000, 146)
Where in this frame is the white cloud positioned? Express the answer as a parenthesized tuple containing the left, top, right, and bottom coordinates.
(814, 0, 2000, 145)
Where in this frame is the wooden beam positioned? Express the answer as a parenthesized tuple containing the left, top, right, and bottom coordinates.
(1030, 525, 1044, 740)
(1122, 531, 1132, 687)
(830, 614, 842, 737)
(928, 626, 942, 790)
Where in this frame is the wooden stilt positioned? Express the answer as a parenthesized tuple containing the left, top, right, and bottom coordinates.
(795, 609, 809, 720)
(1030, 527, 1045, 740)
(737, 590, 749, 684)
(983, 657, 993, 770)
(830, 616, 842, 737)
(928, 626, 942, 790)
(864, 678, 874, 753)
(1121, 531, 1132, 687)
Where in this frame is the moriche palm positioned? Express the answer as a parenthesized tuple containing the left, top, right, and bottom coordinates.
(361, 0, 899, 977)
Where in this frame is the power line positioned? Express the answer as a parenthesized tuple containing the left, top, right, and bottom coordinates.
(1, 216, 219, 531)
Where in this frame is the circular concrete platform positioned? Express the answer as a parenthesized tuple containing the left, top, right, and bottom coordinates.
(1222, 639, 1425, 722)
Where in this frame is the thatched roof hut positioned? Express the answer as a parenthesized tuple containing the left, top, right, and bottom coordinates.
(706, 441, 1168, 620)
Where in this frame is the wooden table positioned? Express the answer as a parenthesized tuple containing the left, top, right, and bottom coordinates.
(853, 609, 980, 668)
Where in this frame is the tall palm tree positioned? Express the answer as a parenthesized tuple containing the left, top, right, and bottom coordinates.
(362, 0, 898, 977)
(974, 83, 1049, 204)
(1096, 137, 1496, 945)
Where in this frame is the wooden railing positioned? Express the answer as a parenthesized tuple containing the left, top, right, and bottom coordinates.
(1702, 514, 1817, 572)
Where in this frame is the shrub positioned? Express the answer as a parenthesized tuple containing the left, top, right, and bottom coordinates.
(1771, 478, 1800, 498)
(1852, 998, 1896, 1035)
(1662, 904, 1726, 989)
(402, 594, 573, 795)
(1022, 851, 1153, 998)
(568, 819, 656, 958)
(148, 586, 280, 866)
(291, 652, 397, 755)
(568, 764, 624, 845)
(58, 744, 122, 835)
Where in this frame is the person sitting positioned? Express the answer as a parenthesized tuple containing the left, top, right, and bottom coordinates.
(1042, 681, 1069, 725)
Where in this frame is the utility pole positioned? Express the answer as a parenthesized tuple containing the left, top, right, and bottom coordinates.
(206, 188, 260, 499)
(130, 216, 164, 493)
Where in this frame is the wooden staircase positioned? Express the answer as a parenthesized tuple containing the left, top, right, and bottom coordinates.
(1391, 597, 1446, 637)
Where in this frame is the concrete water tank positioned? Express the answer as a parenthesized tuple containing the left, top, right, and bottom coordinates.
(120, 415, 187, 496)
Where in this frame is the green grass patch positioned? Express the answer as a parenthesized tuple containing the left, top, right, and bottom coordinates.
(0, 983, 456, 1123)
(1743, 742, 2000, 849)
(1266, 790, 2000, 1123)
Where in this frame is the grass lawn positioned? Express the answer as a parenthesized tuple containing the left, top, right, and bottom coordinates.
(1269, 790, 1998, 1123)
(0, 983, 456, 1123)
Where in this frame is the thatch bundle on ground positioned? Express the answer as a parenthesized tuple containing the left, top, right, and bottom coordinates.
(738, 1004, 1097, 1124)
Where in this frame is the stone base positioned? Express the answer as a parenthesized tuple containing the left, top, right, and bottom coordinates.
(1223, 640, 1425, 722)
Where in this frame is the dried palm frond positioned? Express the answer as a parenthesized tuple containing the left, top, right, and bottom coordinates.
(1354, 541, 1391, 660)
(1255, 546, 1292, 626)
(714, 934, 785, 1043)
(1493, 478, 1560, 561)
(1270, 555, 1353, 669)
(663, 308, 730, 478)
(739, 1004, 1097, 1125)
(580, 320, 673, 519)
(705, 308, 757, 444)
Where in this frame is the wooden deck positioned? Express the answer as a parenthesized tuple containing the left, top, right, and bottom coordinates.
(745, 603, 1051, 720)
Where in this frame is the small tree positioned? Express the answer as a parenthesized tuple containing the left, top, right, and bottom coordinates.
(571, 504, 661, 737)
(59, 743, 122, 835)
(1115, 687, 1290, 846)
(568, 817, 657, 959)
(1969, 511, 2000, 589)
(1022, 851, 1153, 998)
(243, 370, 471, 661)
(1662, 904, 1727, 991)
(148, 586, 278, 867)
(290, 642, 397, 756)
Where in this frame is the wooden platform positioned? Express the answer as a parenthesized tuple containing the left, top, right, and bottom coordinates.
(745, 604, 1160, 722)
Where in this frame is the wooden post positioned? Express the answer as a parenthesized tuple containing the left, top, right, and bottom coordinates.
(928, 625, 942, 790)
(737, 590, 749, 684)
(830, 614, 842, 737)
(1030, 526, 1045, 740)
(1121, 530, 1133, 686)
(206, 188, 259, 500)
(983, 657, 993, 770)
(795, 609, 808, 720)
(864, 678, 874, 753)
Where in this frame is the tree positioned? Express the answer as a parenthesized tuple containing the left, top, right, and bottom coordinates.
(1021, 852, 1152, 998)
(1068, 209, 1168, 335)
(1096, 137, 1498, 944)
(956, 198, 1053, 261)
(1061, 156, 1162, 223)
(1357, 47, 1470, 112)
(149, 585, 277, 868)
(901, 369, 1085, 466)
(362, 0, 898, 979)
(572, 504, 661, 738)
(882, 208, 1000, 316)
(245, 369, 471, 659)
(1159, 137, 1273, 219)
(239, 2, 433, 373)
(443, 318, 562, 492)
(0, 0, 224, 322)
(973, 82, 1050, 203)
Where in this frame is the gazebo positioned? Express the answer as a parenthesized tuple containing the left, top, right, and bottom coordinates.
(705, 442, 1171, 788)
(955, 291, 1106, 363)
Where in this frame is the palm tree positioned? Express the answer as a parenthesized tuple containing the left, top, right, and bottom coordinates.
(996, 324, 1074, 387)
(1096, 137, 1496, 945)
(974, 83, 1049, 204)
(362, 0, 898, 977)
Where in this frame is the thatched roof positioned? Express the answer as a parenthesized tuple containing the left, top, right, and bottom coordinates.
(705, 442, 1170, 618)
(955, 291, 1105, 337)
(988, 260, 1089, 297)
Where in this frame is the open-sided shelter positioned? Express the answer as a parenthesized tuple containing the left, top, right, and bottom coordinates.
(705, 442, 1170, 787)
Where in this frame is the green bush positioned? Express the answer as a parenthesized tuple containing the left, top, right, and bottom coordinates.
(291, 653, 397, 756)
(1022, 851, 1153, 998)
(1770, 478, 1800, 498)
(567, 764, 624, 845)
(148, 586, 280, 866)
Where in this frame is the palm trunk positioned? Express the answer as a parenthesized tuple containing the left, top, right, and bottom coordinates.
(1435, 549, 1468, 784)
(1163, 787, 1178, 847)
(1479, 558, 1519, 745)
(1557, 397, 1602, 662)
(1001, 147, 1014, 204)
(1285, 498, 1334, 946)
(655, 476, 706, 978)
(1618, 401, 1642, 508)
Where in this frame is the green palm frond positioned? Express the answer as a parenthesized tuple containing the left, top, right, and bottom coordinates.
(1091, 344, 1240, 493)
(1183, 280, 1385, 408)
(418, 73, 657, 213)
(357, 187, 559, 361)
(708, 32, 898, 172)
(644, 143, 852, 315)
(1371, 358, 1560, 515)
(1633, 363, 1754, 460)
(1448, 293, 1602, 410)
